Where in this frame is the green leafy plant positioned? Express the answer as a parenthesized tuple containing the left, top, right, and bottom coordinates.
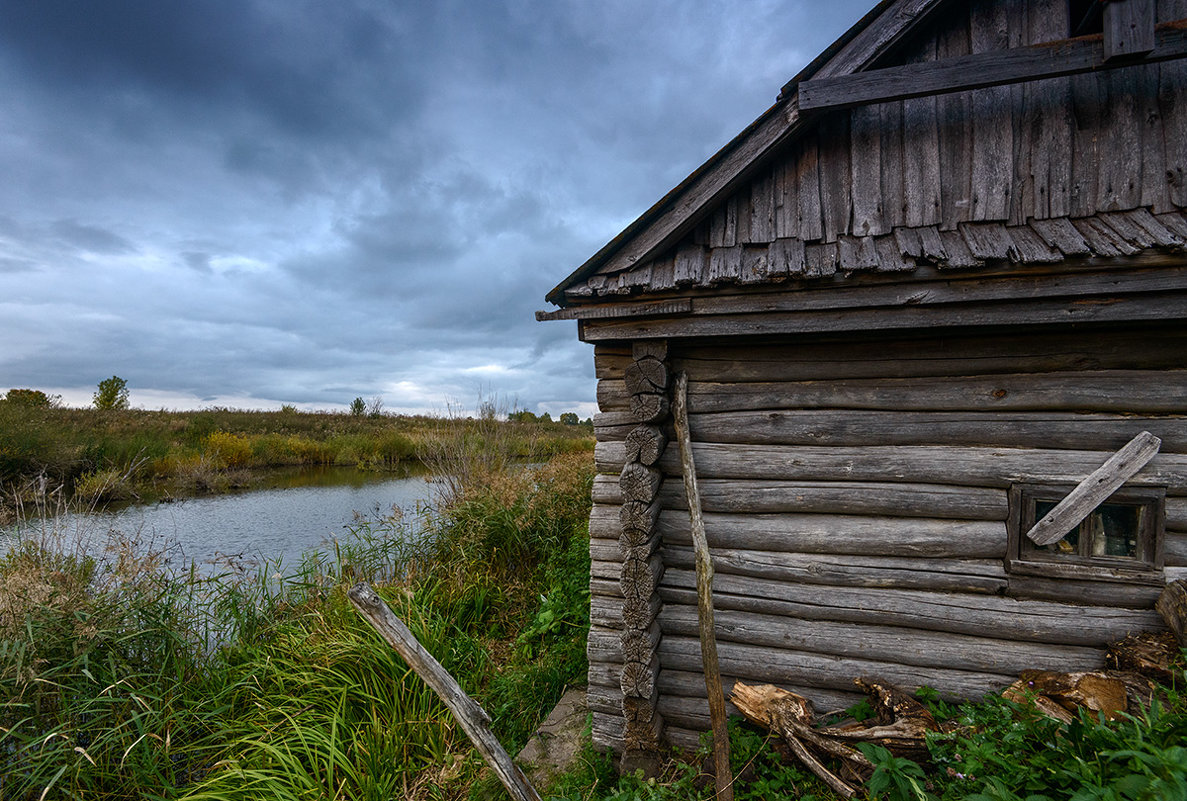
(3, 389, 59, 408)
(859, 743, 934, 801)
(92, 375, 129, 410)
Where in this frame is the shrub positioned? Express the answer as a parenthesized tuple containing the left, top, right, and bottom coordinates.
(3, 389, 59, 408)
(73, 467, 135, 504)
(349, 397, 366, 417)
(202, 430, 253, 468)
(93, 376, 129, 410)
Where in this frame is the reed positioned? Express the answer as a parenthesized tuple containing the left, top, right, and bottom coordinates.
(0, 448, 595, 800)
(0, 402, 592, 517)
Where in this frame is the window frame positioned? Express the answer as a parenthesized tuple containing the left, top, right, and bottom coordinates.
(1006, 482, 1166, 585)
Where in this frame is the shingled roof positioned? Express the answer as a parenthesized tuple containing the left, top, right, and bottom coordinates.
(542, 0, 1187, 314)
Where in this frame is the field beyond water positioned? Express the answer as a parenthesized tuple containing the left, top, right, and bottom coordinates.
(0, 402, 592, 520)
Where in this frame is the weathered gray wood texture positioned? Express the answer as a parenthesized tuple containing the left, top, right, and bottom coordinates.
(587, 327, 1185, 753)
(560, 0, 1187, 303)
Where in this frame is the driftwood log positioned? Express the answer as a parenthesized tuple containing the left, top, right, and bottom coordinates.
(347, 582, 541, 801)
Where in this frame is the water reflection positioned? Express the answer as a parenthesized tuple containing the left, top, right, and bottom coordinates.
(3, 466, 437, 571)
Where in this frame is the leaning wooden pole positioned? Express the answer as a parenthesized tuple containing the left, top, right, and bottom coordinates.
(348, 582, 542, 801)
(672, 372, 734, 801)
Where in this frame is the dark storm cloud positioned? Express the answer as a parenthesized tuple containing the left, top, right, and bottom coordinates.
(0, 0, 422, 143)
(0, 0, 871, 412)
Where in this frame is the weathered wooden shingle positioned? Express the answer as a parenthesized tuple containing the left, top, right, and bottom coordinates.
(564, 210, 1187, 297)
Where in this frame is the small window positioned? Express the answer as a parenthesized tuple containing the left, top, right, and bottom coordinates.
(1008, 484, 1165, 583)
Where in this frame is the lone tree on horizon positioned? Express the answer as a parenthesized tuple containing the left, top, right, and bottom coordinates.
(93, 376, 129, 410)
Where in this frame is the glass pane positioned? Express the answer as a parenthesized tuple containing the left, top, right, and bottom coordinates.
(1034, 499, 1078, 554)
(1087, 503, 1140, 558)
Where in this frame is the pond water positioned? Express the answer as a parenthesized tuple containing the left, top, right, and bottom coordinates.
(2, 465, 438, 571)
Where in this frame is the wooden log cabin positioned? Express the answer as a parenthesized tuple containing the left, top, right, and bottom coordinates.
(537, 0, 1187, 758)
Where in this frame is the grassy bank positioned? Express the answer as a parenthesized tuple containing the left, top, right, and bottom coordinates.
(1, 450, 595, 800)
(0, 403, 592, 515)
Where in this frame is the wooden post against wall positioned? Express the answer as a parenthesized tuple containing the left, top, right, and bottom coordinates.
(673, 371, 734, 801)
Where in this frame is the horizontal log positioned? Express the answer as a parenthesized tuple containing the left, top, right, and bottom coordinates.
(594, 411, 635, 440)
(588, 664, 865, 717)
(591, 712, 624, 753)
(653, 637, 1014, 702)
(621, 652, 661, 699)
(667, 326, 1187, 383)
(594, 533, 1009, 588)
(595, 442, 1187, 491)
(659, 605, 1103, 676)
(592, 713, 701, 754)
(593, 593, 663, 630)
(632, 341, 669, 363)
(685, 410, 1187, 453)
(620, 552, 664, 605)
(661, 544, 1007, 595)
(1168, 499, 1187, 530)
(592, 504, 1008, 559)
(621, 621, 662, 666)
(656, 511, 1006, 559)
(656, 575, 1166, 647)
(580, 291, 1187, 341)
(625, 359, 668, 395)
(1007, 575, 1165, 608)
(598, 371, 1187, 415)
(620, 462, 663, 503)
(593, 685, 735, 738)
(625, 424, 668, 465)
(689, 265, 1187, 318)
(1162, 532, 1187, 567)
(620, 499, 662, 538)
(591, 577, 623, 599)
(629, 392, 669, 424)
(593, 475, 1008, 520)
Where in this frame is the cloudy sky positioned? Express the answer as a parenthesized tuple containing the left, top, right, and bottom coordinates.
(0, 0, 869, 416)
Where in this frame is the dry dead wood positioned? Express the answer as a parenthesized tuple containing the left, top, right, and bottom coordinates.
(732, 683, 870, 799)
(1106, 631, 1181, 684)
(1003, 670, 1134, 722)
(1157, 579, 1187, 646)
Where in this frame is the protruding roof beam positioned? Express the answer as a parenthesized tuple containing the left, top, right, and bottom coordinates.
(1103, 0, 1156, 61)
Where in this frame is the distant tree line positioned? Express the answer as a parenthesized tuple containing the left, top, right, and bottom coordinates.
(507, 409, 591, 426)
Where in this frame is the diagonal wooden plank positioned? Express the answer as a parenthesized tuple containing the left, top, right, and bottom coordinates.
(799, 22, 1187, 113)
(1026, 431, 1162, 546)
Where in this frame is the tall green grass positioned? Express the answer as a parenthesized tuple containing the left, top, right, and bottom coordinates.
(0, 450, 594, 800)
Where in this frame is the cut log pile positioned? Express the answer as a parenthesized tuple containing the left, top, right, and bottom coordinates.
(730, 630, 1183, 800)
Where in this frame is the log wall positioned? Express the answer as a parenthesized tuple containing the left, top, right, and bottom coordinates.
(586, 323, 1186, 753)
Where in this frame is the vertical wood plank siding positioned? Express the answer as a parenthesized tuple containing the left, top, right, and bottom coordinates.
(588, 327, 1184, 751)
(696, 0, 1185, 243)
(569, 0, 1186, 300)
